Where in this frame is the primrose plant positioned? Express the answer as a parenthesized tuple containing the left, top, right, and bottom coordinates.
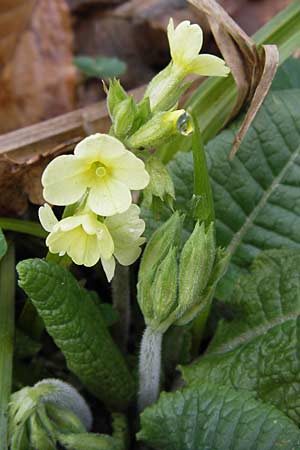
(39, 19, 228, 405)
(14, 18, 229, 446)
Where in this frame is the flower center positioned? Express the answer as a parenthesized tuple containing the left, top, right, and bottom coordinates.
(92, 161, 107, 178)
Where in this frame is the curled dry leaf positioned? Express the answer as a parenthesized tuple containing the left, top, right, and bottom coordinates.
(0, 0, 76, 134)
(188, 0, 279, 157)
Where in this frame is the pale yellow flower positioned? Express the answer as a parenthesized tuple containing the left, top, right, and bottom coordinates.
(167, 18, 229, 77)
(145, 18, 229, 111)
(39, 204, 114, 269)
(39, 204, 146, 282)
(42, 134, 150, 217)
(102, 204, 146, 281)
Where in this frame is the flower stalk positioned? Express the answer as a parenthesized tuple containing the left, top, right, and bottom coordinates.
(0, 242, 15, 450)
(191, 113, 215, 226)
(138, 326, 163, 412)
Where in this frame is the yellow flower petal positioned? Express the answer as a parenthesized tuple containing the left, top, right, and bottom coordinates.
(69, 232, 101, 267)
(57, 215, 85, 232)
(105, 204, 146, 266)
(188, 54, 230, 77)
(101, 256, 116, 282)
(111, 152, 150, 190)
(38, 204, 58, 232)
(114, 245, 142, 266)
(105, 204, 145, 243)
(168, 18, 203, 68)
(74, 133, 126, 165)
(88, 178, 132, 216)
(42, 155, 88, 206)
(97, 223, 114, 260)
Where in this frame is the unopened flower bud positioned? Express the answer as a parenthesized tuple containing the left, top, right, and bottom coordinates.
(151, 246, 178, 326)
(143, 155, 175, 210)
(112, 96, 137, 139)
(106, 78, 127, 119)
(139, 211, 182, 277)
(138, 246, 178, 333)
(138, 212, 182, 332)
(175, 231, 229, 326)
(127, 110, 191, 149)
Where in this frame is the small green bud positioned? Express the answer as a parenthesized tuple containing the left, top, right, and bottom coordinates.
(46, 403, 86, 434)
(176, 247, 229, 326)
(113, 96, 137, 139)
(29, 412, 56, 450)
(138, 246, 178, 333)
(57, 432, 118, 450)
(106, 78, 127, 118)
(127, 109, 191, 149)
(151, 246, 178, 326)
(8, 379, 93, 449)
(139, 211, 182, 277)
(143, 155, 175, 210)
(133, 96, 151, 131)
(174, 222, 216, 320)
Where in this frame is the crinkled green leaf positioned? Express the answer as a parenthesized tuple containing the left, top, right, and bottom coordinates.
(138, 383, 300, 450)
(142, 89, 300, 296)
(17, 259, 135, 411)
(181, 250, 300, 424)
(271, 57, 300, 90)
(0, 228, 7, 261)
(74, 56, 126, 79)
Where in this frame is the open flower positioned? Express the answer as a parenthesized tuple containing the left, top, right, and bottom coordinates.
(39, 204, 146, 282)
(167, 18, 229, 77)
(145, 18, 229, 111)
(102, 204, 146, 281)
(39, 204, 114, 269)
(42, 134, 149, 217)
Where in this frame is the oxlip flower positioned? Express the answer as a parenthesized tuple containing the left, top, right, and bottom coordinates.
(39, 204, 114, 269)
(42, 133, 150, 217)
(145, 18, 229, 111)
(167, 18, 229, 77)
(102, 204, 146, 282)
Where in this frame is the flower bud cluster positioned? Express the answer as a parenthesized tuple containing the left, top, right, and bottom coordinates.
(9, 379, 92, 449)
(138, 213, 229, 333)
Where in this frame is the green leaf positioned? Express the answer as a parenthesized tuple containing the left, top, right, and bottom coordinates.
(17, 259, 135, 411)
(271, 57, 300, 90)
(181, 250, 300, 424)
(143, 89, 300, 293)
(138, 383, 300, 450)
(74, 56, 126, 79)
(0, 228, 7, 260)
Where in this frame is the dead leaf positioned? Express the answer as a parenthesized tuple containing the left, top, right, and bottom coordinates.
(230, 45, 279, 159)
(188, 0, 279, 157)
(0, 0, 76, 133)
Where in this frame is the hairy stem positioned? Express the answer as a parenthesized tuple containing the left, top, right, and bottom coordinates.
(112, 265, 130, 352)
(0, 242, 15, 450)
(138, 326, 163, 412)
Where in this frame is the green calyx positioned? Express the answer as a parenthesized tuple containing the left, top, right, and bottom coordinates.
(138, 215, 229, 333)
(9, 381, 89, 450)
(143, 155, 176, 211)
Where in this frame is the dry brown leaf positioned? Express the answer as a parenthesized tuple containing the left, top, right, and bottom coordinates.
(230, 45, 279, 159)
(188, 0, 279, 157)
(0, 0, 76, 133)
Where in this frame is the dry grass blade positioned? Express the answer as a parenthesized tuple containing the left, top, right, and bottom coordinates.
(230, 45, 279, 159)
